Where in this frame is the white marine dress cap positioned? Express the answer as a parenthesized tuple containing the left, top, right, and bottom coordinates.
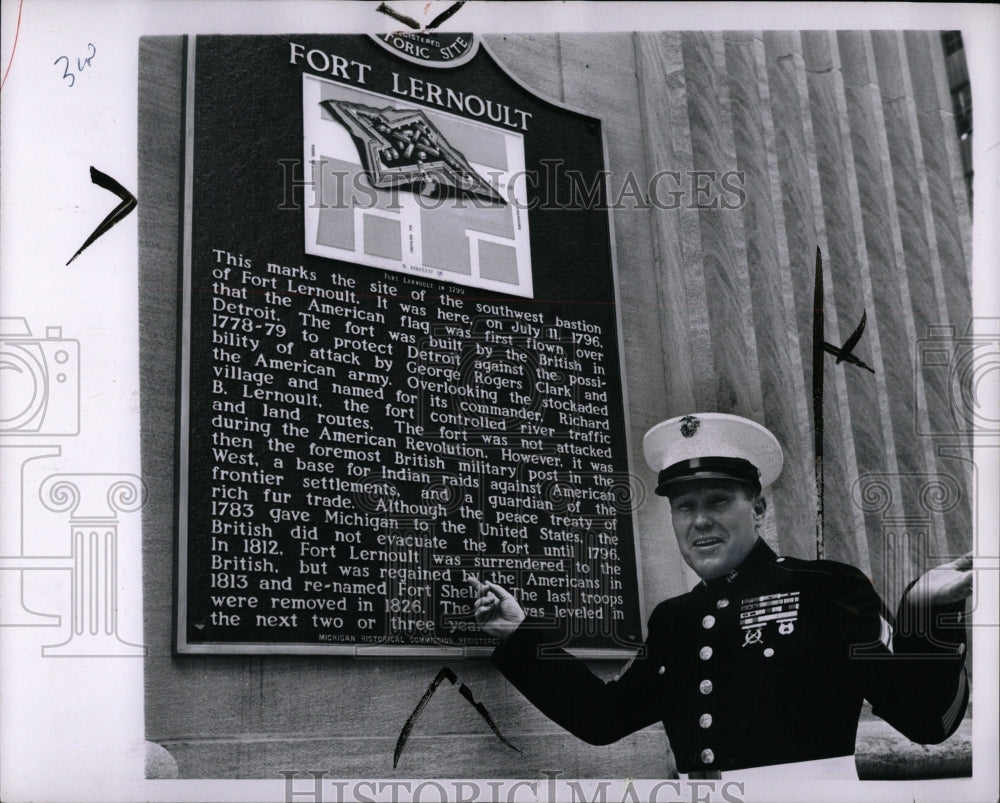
(643, 413, 784, 495)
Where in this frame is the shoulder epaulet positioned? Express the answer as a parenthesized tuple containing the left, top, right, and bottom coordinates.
(772, 554, 870, 582)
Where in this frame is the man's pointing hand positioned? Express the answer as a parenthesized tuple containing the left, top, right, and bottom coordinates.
(468, 576, 525, 641)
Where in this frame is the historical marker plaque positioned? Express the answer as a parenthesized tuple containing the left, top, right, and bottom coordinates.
(176, 34, 642, 655)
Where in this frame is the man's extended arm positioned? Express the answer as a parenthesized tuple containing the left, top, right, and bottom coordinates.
(848, 556, 971, 744)
(471, 576, 662, 745)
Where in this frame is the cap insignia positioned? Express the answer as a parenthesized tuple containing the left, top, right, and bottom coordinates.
(680, 415, 700, 438)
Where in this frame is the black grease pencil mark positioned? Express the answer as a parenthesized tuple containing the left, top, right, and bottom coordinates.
(393, 666, 519, 768)
(376, 3, 421, 30)
(376, 1, 466, 32)
(812, 247, 825, 560)
(457, 679, 521, 753)
(824, 310, 875, 373)
(66, 167, 137, 265)
(427, 1, 466, 30)
(394, 667, 454, 768)
(812, 247, 876, 560)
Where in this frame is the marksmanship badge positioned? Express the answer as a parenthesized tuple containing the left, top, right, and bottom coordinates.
(740, 591, 800, 647)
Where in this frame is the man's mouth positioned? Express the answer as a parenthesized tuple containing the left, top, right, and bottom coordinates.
(691, 536, 723, 549)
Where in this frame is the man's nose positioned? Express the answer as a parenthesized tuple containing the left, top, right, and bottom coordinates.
(693, 507, 713, 529)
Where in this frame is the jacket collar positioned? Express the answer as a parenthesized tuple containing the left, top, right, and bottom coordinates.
(697, 538, 777, 593)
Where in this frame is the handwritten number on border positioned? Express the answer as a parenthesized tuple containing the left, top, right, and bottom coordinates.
(54, 43, 96, 87)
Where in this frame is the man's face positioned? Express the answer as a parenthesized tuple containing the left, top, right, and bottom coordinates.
(668, 480, 765, 580)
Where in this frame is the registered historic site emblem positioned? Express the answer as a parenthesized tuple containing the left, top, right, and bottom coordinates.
(371, 32, 479, 67)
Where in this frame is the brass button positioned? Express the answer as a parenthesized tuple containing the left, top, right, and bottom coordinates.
(764, 647, 775, 657)
(658, 665, 666, 675)
(699, 646, 713, 661)
(701, 748, 715, 764)
(699, 679, 713, 695)
(702, 615, 716, 629)
(716, 598, 729, 609)
(699, 713, 713, 729)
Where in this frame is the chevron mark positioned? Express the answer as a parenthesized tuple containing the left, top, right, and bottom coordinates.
(376, 1, 466, 31)
(823, 310, 875, 373)
(393, 666, 519, 768)
(66, 167, 137, 265)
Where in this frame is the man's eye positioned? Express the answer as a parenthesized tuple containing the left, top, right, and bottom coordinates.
(674, 502, 693, 512)
(711, 499, 731, 509)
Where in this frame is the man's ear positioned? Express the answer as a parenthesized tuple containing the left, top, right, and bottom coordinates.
(753, 496, 767, 520)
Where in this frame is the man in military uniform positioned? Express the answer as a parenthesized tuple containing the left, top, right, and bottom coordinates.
(470, 413, 971, 779)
